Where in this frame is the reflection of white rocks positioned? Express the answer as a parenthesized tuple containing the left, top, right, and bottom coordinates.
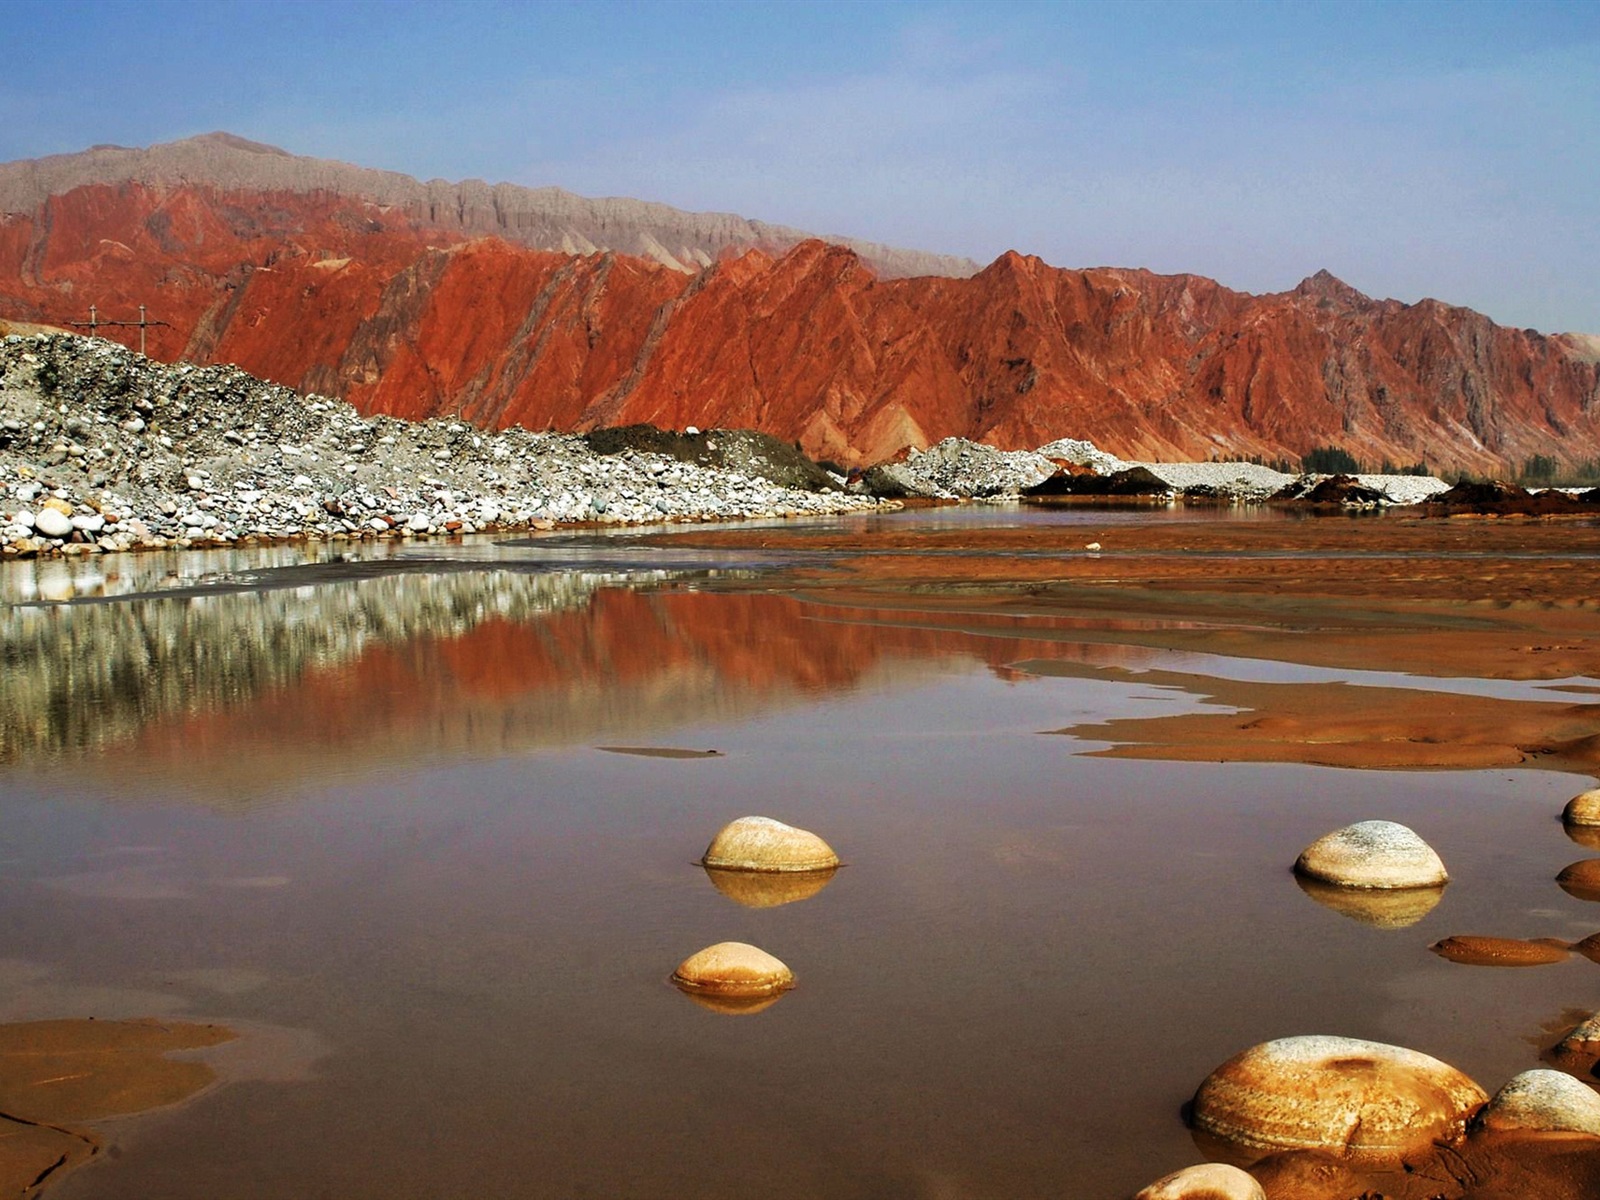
(1474, 1069, 1600, 1136)
(1564, 788, 1600, 827)
(1133, 1162, 1264, 1199)
(671, 942, 794, 996)
(701, 816, 840, 873)
(1293, 820, 1448, 889)
(0, 566, 632, 762)
(1192, 1035, 1486, 1163)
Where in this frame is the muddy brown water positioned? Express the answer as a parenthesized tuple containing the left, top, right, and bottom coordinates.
(3, 507, 1600, 1198)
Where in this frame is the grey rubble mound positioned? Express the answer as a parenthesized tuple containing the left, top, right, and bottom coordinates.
(0, 333, 885, 559)
(849, 436, 1447, 504)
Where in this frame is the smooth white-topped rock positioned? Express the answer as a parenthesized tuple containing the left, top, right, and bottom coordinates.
(1564, 789, 1600, 827)
(1474, 1069, 1600, 1136)
(32, 506, 73, 538)
(1293, 820, 1449, 889)
(701, 815, 840, 873)
(1192, 1035, 1487, 1163)
(1133, 1162, 1265, 1199)
(670, 942, 794, 997)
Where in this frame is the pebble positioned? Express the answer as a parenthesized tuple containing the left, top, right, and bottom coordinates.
(1474, 1069, 1600, 1136)
(1132, 1163, 1265, 1200)
(1191, 1034, 1487, 1163)
(32, 506, 72, 538)
(700, 816, 840, 873)
(1293, 820, 1449, 889)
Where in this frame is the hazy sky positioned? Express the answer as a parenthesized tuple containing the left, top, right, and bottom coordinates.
(6, 0, 1597, 333)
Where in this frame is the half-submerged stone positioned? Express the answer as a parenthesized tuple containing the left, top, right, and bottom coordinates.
(1133, 1162, 1265, 1200)
(1293, 820, 1448, 889)
(1563, 788, 1600, 828)
(671, 942, 794, 1015)
(1430, 935, 1571, 967)
(1475, 1069, 1600, 1136)
(701, 816, 840, 873)
(1191, 1035, 1487, 1164)
(1550, 1011, 1600, 1075)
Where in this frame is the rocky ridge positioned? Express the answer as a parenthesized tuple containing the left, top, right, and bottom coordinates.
(0, 333, 886, 559)
(0, 133, 978, 280)
(6, 163, 1596, 474)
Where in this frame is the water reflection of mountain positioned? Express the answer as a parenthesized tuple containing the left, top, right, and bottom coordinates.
(0, 561, 1173, 800)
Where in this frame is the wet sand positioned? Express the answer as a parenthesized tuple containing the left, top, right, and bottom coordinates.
(653, 511, 1600, 772)
(0, 1020, 233, 1195)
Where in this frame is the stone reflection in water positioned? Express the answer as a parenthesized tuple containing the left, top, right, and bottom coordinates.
(702, 865, 838, 909)
(1557, 859, 1600, 902)
(1292, 874, 1444, 928)
(1565, 823, 1600, 851)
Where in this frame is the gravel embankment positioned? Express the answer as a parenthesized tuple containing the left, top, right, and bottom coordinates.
(0, 334, 888, 559)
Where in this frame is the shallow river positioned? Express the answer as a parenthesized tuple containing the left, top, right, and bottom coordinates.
(2, 509, 1597, 1198)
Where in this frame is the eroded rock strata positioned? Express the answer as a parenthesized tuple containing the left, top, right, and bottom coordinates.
(2, 137, 1597, 474)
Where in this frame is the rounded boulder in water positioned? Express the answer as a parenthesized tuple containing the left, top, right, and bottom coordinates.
(701, 816, 839, 873)
(671, 942, 794, 1005)
(1133, 1162, 1264, 1199)
(1474, 1069, 1600, 1136)
(1563, 788, 1600, 828)
(1293, 820, 1448, 889)
(1191, 1035, 1486, 1164)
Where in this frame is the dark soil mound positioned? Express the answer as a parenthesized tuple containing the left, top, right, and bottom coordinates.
(1272, 474, 1388, 505)
(1023, 465, 1171, 497)
(584, 425, 840, 492)
(1426, 479, 1593, 515)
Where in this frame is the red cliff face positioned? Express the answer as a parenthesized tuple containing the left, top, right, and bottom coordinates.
(3, 181, 1597, 473)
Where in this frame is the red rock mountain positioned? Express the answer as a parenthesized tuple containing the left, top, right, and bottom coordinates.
(2, 135, 1597, 473)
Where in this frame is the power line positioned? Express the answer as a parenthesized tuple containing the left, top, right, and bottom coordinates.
(67, 305, 173, 355)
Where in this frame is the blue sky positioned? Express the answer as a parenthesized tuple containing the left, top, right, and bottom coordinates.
(5, 0, 1598, 333)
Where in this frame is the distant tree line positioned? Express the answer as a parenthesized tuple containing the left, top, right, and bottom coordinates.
(1291, 444, 1600, 485)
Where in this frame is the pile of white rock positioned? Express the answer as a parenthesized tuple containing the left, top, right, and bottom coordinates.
(0, 333, 888, 560)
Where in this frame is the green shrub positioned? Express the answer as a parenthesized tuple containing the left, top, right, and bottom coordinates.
(1301, 445, 1361, 474)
